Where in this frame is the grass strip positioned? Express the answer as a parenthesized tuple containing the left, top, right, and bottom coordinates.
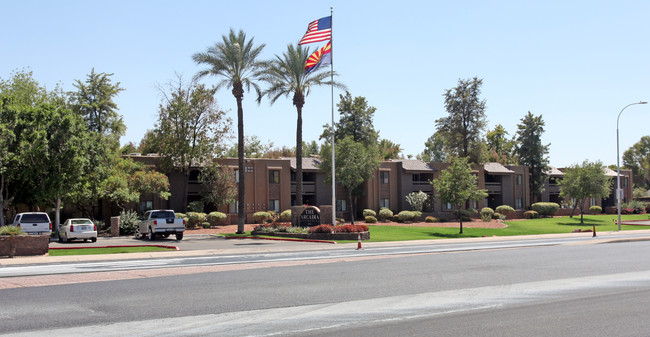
(49, 246, 174, 256)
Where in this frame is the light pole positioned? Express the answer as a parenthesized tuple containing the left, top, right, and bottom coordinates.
(617, 101, 648, 230)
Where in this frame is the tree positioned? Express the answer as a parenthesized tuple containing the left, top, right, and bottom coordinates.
(138, 129, 161, 155)
(259, 43, 343, 206)
(559, 160, 612, 224)
(516, 111, 550, 202)
(378, 139, 403, 160)
(321, 92, 379, 148)
(319, 136, 380, 223)
(435, 77, 487, 164)
(154, 75, 231, 212)
(198, 162, 237, 208)
(102, 158, 170, 210)
(623, 136, 650, 189)
(71, 68, 125, 138)
(193, 29, 266, 234)
(486, 124, 516, 164)
(432, 156, 487, 234)
(225, 135, 273, 158)
(419, 131, 448, 163)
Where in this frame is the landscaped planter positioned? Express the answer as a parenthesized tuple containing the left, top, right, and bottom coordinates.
(251, 231, 370, 241)
(0, 235, 50, 258)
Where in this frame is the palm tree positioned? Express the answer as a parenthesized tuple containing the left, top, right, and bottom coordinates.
(192, 29, 266, 234)
(258, 44, 344, 206)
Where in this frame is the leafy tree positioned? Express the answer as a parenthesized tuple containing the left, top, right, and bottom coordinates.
(193, 29, 266, 234)
(378, 138, 403, 160)
(302, 140, 320, 157)
(406, 191, 428, 212)
(559, 160, 612, 224)
(486, 124, 516, 164)
(259, 43, 343, 206)
(633, 187, 648, 199)
(432, 156, 487, 234)
(154, 75, 231, 212)
(120, 142, 138, 155)
(419, 131, 448, 162)
(321, 92, 379, 148)
(102, 158, 170, 210)
(138, 129, 161, 155)
(623, 136, 650, 189)
(435, 77, 487, 164)
(198, 162, 237, 208)
(225, 135, 273, 158)
(516, 111, 550, 202)
(319, 136, 380, 223)
(71, 68, 125, 138)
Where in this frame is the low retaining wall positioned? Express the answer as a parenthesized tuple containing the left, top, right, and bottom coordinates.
(251, 231, 369, 241)
(0, 235, 50, 257)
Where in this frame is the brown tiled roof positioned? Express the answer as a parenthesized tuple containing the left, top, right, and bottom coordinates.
(603, 167, 619, 177)
(391, 159, 435, 172)
(483, 162, 515, 174)
(545, 166, 564, 176)
(283, 157, 322, 171)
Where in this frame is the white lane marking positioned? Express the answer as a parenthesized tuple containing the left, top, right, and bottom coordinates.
(4, 270, 650, 337)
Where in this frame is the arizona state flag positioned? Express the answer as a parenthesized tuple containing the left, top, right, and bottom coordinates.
(304, 41, 331, 74)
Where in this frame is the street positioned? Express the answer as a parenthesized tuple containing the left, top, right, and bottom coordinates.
(2, 235, 650, 336)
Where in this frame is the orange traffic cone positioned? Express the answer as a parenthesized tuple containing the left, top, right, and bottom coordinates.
(593, 225, 596, 238)
(356, 233, 363, 250)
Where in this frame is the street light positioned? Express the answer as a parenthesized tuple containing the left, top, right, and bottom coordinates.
(617, 101, 648, 230)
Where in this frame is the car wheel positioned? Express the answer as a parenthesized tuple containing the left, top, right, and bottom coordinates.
(135, 227, 142, 239)
(84, 239, 88, 243)
(162, 234, 170, 238)
(91, 237, 97, 243)
(148, 228, 155, 241)
(176, 233, 183, 241)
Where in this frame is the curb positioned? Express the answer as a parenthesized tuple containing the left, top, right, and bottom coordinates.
(49, 245, 180, 251)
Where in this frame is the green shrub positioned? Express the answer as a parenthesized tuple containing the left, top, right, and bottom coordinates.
(201, 222, 211, 229)
(413, 211, 422, 221)
(187, 201, 204, 213)
(364, 216, 377, 223)
(589, 205, 602, 214)
(425, 216, 437, 223)
(480, 207, 494, 222)
(531, 202, 559, 217)
(622, 200, 647, 214)
(175, 212, 186, 219)
(397, 211, 416, 222)
(207, 212, 227, 225)
(280, 209, 292, 222)
(524, 210, 539, 219)
(0, 226, 25, 236)
(308, 224, 333, 233)
(495, 205, 515, 217)
(406, 191, 428, 212)
(493, 212, 506, 220)
(253, 211, 272, 224)
(119, 209, 139, 235)
(438, 217, 448, 223)
(456, 209, 475, 222)
(187, 212, 207, 228)
(378, 208, 393, 221)
(362, 209, 376, 218)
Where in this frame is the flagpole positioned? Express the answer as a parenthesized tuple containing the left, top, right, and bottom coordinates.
(330, 6, 336, 226)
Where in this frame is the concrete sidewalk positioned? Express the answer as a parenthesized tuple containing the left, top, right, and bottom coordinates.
(3, 229, 650, 267)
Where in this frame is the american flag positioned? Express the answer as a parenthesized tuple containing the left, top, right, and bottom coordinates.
(299, 16, 332, 45)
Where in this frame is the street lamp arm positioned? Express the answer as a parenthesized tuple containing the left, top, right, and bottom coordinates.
(617, 101, 648, 129)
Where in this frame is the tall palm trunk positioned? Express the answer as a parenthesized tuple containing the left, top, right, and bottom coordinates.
(234, 83, 246, 234)
(294, 92, 305, 207)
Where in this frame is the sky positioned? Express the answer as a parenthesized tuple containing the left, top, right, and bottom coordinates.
(2, 0, 649, 168)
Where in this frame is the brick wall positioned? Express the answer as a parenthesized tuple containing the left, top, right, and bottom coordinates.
(0, 235, 49, 257)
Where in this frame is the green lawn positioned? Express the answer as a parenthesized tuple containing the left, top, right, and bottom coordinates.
(49, 246, 174, 256)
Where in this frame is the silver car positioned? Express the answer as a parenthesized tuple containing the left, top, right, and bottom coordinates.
(11, 212, 52, 235)
(59, 218, 97, 243)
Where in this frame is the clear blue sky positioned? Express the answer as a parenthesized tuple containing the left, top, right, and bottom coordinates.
(2, 0, 649, 168)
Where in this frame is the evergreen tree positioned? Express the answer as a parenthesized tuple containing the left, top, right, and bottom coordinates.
(516, 111, 550, 202)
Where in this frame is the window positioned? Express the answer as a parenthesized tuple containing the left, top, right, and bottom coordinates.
(189, 170, 200, 183)
(623, 178, 628, 187)
(269, 199, 280, 212)
(470, 200, 478, 209)
(444, 202, 453, 210)
(380, 171, 389, 184)
(139, 201, 153, 213)
(230, 201, 239, 214)
(234, 169, 239, 183)
(380, 198, 390, 209)
(516, 198, 523, 209)
(516, 174, 522, 186)
(336, 199, 347, 212)
(269, 170, 279, 184)
(590, 198, 596, 207)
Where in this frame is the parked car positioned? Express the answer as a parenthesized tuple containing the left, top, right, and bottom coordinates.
(135, 210, 185, 240)
(59, 218, 97, 243)
(11, 212, 52, 235)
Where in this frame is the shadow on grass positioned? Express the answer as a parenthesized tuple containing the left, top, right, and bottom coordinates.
(427, 232, 480, 239)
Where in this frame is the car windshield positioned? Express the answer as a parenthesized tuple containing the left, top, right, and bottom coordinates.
(151, 211, 175, 219)
(20, 214, 49, 222)
(71, 219, 93, 225)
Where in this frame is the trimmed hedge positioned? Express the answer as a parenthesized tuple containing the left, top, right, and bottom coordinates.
(480, 207, 494, 222)
(589, 205, 602, 214)
(531, 202, 559, 217)
(364, 216, 377, 223)
(207, 212, 227, 225)
(378, 208, 393, 221)
(397, 211, 416, 222)
(524, 210, 539, 219)
(425, 216, 437, 223)
(362, 209, 377, 218)
(253, 212, 272, 224)
(186, 212, 207, 228)
(280, 209, 292, 222)
(495, 205, 515, 216)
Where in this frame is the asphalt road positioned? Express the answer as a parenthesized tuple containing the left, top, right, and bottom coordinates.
(3, 237, 650, 336)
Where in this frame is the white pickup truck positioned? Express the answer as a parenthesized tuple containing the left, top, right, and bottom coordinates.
(135, 210, 185, 241)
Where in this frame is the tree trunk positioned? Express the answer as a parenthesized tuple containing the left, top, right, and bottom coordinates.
(54, 195, 62, 238)
(295, 103, 303, 206)
(458, 207, 464, 234)
(580, 203, 584, 224)
(348, 190, 354, 224)
(234, 84, 245, 234)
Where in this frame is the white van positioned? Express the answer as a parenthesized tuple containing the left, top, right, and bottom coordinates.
(11, 212, 52, 235)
